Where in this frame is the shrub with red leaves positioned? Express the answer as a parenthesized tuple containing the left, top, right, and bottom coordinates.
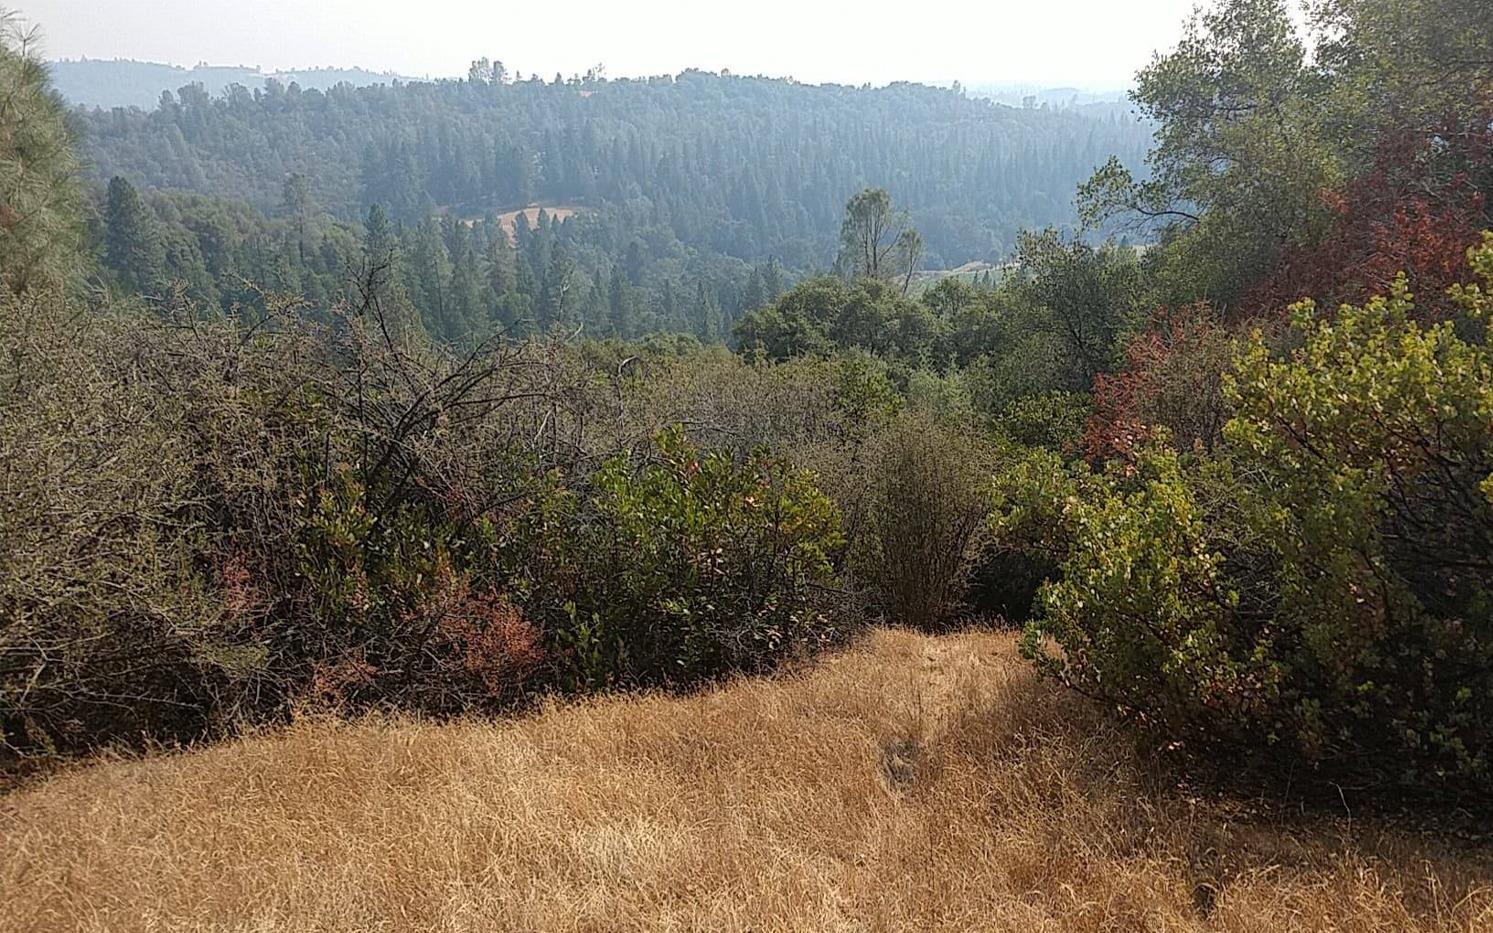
(437, 590, 546, 701)
(1083, 304, 1236, 463)
(1247, 114, 1493, 319)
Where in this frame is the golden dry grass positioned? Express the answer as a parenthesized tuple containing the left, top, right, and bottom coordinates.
(495, 205, 583, 243)
(3, 628, 1492, 932)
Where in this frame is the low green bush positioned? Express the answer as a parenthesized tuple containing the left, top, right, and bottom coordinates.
(994, 238, 1493, 803)
(993, 390, 1092, 451)
(515, 427, 847, 689)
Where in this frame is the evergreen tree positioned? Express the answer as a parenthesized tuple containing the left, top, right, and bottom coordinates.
(607, 262, 632, 337)
(0, 12, 83, 294)
(742, 269, 767, 313)
(578, 268, 604, 334)
(624, 239, 646, 285)
(446, 225, 487, 341)
(281, 172, 314, 263)
(537, 247, 576, 332)
(695, 281, 724, 342)
(103, 176, 167, 296)
(406, 216, 452, 335)
(364, 203, 397, 266)
(488, 225, 516, 293)
(660, 278, 678, 333)
(761, 259, 785, 302)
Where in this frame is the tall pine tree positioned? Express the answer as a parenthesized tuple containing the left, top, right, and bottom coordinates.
(103, 176, 167, 297)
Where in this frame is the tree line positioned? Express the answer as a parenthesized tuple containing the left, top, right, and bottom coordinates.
(75, 68, 1153, 270)
(95, 173, 784, 342)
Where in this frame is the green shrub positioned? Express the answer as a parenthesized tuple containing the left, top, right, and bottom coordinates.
(994, 390, 1092, 451)
(282, 467, 549, 713)
(998, 238, 1493, 802)
(856, 413, 995, 629)
(1, 283, 853, 759)
(517, 427, 847, 688)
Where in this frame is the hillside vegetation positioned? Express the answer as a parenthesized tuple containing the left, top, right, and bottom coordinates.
(5, 629, 1491, 932)
(5, 0, 1493, 927)
(75, 68, 1151, 268)
(62, 52, 1155, 344)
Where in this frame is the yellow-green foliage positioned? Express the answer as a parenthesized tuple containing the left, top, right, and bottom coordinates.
(1000, 235, 1493, 801)
(569, 427, 845, 684)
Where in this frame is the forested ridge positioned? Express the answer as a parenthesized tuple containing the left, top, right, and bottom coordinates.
(72, 70, 1150, 342)
(50, 58, 414, 110)
(77, 71, 1151, 268)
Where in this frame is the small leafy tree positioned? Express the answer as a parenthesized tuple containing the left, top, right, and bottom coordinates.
(1016, 230, 1145, 390)
(835, 188, 922, 291)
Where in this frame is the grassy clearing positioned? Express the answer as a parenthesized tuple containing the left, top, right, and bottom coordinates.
(3, 629, 1491, 932)
(496, 204, 583, 242)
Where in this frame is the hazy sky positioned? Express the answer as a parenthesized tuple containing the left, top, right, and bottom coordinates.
(15, 0, 1200, 88)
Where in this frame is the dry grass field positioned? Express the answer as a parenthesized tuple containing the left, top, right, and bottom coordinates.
(3, 628, 1491, 932)
(496, 205, 584, 242)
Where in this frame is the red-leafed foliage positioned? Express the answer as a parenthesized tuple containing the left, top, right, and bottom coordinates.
(436, 589, 547, 700)
(305, 655, 379, 709)
(1088, 114, 1492, 466)
(402, 563, 548, 704)
(1247, 114, 1493, 319)
(298, 559, 547, 711)
(1083, 304, 1236, 464)
(217, 550, 265, 620)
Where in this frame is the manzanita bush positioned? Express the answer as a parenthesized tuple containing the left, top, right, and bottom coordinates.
(527, 426, 847, 689)
(998, 235, 1493, 802)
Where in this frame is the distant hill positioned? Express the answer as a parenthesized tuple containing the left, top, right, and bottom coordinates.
(73, 70, 1155, 269)
(48, 58, 416, 109)
(966, 82, 1131, 109)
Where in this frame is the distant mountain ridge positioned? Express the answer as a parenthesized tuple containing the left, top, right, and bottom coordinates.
(965, 82, 1131, 109)
(74, 69, 1155, 268)
(49, 58, 418, 109)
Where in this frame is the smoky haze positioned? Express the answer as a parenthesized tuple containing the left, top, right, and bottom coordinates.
(14, 0, 1195, 88)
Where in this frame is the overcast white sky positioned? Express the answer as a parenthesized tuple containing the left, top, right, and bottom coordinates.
(15, 0, 1200, 88)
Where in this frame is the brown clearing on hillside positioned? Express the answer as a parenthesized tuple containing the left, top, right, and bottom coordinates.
(3, 629, 1491, 932)
(496, 204, 583, 243)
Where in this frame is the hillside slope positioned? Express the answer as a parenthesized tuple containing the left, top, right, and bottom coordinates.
(3, 629, 1490, 932)
(74, 72, 1153, 268)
